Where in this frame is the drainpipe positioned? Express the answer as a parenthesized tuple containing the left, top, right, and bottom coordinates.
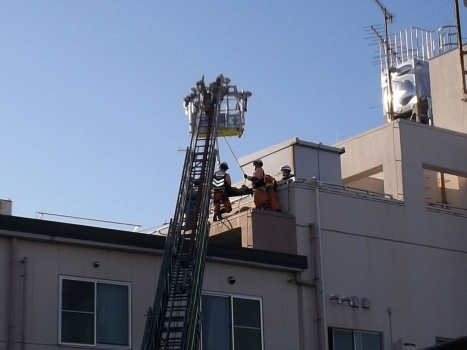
(294, 272, 315, 350)
(21, 257, 27, 350)
(313, 178, 328, 350)
(7, 237, 18, 350)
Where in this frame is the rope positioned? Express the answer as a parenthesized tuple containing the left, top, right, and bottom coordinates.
(219, 131, 246, 176)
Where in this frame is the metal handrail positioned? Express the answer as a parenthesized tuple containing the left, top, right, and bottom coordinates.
(36, 211, 141, 231)
(426, 201, 467, 216)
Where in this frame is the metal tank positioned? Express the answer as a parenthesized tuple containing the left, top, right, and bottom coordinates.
(381, 58, 432, 124)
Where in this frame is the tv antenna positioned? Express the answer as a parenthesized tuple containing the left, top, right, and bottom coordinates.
(373, 0, 395, 121)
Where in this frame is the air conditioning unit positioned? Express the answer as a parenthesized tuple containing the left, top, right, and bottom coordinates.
(394, 341, 417, 350)
(381, 58, 432, 125)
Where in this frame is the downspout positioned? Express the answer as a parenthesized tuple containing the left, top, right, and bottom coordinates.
(314, 178, 328, 350)
(21, 257, 27, 350)
(7, 237, 18, 350)
(294, 272, 315, 350)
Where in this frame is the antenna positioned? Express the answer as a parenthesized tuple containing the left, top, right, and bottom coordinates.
(373, 0, 395, 121)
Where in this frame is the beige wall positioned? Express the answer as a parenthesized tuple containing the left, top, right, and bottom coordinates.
(336, 123, 403, 200)
(239, 138, 343, 184)
(430, 46, 467, 133)
(203, 262, 301, 350)
(0, 237, 161, 350)
(287, 181, 467, 349)
(0, 234, 303, 350)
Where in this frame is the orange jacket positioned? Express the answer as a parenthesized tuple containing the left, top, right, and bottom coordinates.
(264, 174, 278, 189)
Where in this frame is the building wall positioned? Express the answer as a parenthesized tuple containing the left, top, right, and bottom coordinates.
(430, 46, 467, 134)
(239, 138, 343, 184)
(335, 122, 403, 200)
(0, 234, 303, 350)
(203, 262, 301, 350)
(289, 181, 467, 349)
(0, 237, 160, 350)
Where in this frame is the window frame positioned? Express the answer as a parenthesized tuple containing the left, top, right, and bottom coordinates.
(58, 275, 131, 349)
(329, 328, 383, 350)
(201, 292, 264, 350)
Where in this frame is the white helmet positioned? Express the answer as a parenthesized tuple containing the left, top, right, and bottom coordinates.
(280, 165, 292, 172)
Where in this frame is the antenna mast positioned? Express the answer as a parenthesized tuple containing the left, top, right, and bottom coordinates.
(374, 0, 395, 121)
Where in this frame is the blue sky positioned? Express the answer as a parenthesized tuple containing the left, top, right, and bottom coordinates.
(1, 1, 465, 231)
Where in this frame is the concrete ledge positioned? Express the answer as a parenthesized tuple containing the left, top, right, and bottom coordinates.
(209, 208, 297, 254)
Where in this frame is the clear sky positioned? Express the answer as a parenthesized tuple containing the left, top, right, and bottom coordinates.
(1, 1, 465, 231)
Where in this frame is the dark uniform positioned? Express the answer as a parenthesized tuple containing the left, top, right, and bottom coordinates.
(212, 163, 232, 221)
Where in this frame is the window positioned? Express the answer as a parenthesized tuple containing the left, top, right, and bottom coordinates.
(202, 293, 263, 350)
(330, 329, 382, 350)
(59, 276, 131, 348)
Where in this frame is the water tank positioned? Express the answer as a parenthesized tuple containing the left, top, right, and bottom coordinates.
(381, 59, 432, 124)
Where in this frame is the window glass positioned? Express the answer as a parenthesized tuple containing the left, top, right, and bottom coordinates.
(360, 332, 382, 350)
(61, 312, 94, 344)
(233, 298, 261, 328)
(60, 277, 130, 348)
(234, 327, 262, 350)
(62, 279, 94, 312)
(333, 329, 382, 350)
(202, 294, 263, 350)
(61, 280, 94, 344)
(96, 283, 129, 346)
(333, 330, 354, 350)
(202, 295, 231, 350)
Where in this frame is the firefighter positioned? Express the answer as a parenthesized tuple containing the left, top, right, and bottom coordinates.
(265, 173, 281, 212)
(212, 162, 232, 221)
(278, 165, 295, 186)
(244, 159, 268, 210)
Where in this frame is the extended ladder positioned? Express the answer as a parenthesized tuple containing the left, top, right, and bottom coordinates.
(141, 75, 245, 350)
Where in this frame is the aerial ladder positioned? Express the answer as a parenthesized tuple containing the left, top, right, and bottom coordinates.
(141, 75, 251, 350)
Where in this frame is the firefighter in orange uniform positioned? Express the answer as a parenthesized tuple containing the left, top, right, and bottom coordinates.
(212, 162, 232, 221)
(244, 159, 269, 210)
(265, 174, 281, 212)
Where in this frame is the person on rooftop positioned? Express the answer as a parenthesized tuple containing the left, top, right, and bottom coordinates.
(212, 162, 232, 221)
(244, 159, 268, 210)
(277, 165, 295, 186)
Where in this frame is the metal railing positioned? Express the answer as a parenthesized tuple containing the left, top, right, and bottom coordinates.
(36, 211, 141, 231)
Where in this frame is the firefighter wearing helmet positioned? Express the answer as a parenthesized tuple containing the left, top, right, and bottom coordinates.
(243, 159, 269, 210)
(278, 164, 295, 186)
(212, 162, 232, 221)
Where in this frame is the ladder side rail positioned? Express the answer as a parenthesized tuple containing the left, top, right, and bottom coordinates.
(166, 140, 216, 348)
(158, 100, 215, 349)
(182, 218, 211, 350)
(143, 173, 191, 348)
(181, 88, 223, 350)
(157, 115, 208, 349)
(161, 134, 211, 335)
(141, 94, 207, 350)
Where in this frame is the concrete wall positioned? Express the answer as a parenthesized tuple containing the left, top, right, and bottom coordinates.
(0, 235, 303, 350)
(336, 123, 403, 200)
(294, 142, 342, 184)
(0, 237, 160, 350)
(398, 120, 467, 215)
(239, 138, 343, 184)
(292, 184, 467, 350)
(203, 262, 301, 350)
(430, 46, 467, 133)
(0, 200, 12, 215)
